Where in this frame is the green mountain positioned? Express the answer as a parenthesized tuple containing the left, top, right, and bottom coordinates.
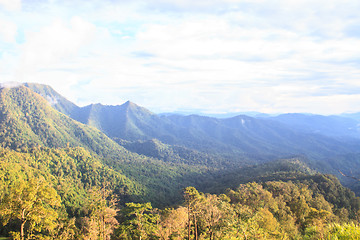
(0, 85, 147, 192)
(23, 82, 79, 117)
(0, 85, 226, 206)
(70, 101, 180, 142)
(23, 83, 360, 192)
(2, 83, 360, 239)
(118, 138, 249, 168)
(0, 146, 142, 215)
(26, 83, 360, 158)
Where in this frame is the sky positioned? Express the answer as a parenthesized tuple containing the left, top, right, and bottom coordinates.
(0, 0, 360, 115)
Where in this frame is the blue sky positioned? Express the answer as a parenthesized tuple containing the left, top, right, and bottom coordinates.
(0, 0, 360, 115)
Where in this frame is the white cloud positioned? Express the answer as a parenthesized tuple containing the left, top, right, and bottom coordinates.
(16, 16, 96, 79)
(0, 0, 21, 11)
(1, 0, 360, 114)
(0, 81, 22, 88)
(0, 18, 17, 42)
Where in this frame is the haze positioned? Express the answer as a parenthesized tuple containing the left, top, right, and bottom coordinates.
(0, 0, 360, 115)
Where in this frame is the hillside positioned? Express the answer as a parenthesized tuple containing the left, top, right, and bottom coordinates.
(70, 101, 181, 142)
(1, 83, 360, 239)
(0, 85, 218, 205)
(23, 82, 79, 117)
(269, 113, 360, 139)
(26, 83, 360, 157)
(25, 83, 360, 192)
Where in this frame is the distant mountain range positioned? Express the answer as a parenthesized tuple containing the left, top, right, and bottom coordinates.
(26, 82, 360, 155)
(1, 82, 359, 200)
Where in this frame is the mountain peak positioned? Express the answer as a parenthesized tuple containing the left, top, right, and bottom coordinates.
(121, 100, 153, 114)
(123, 100, 137, 108)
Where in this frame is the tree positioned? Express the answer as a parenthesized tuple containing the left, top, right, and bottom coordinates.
(156, 207, 188, 240)
(117, 202, 159, 240)
(196, 193, 232, 240)
(0, 176, 61, 240)
(82, 186, 118, 240)
(183, 187, 201, 240)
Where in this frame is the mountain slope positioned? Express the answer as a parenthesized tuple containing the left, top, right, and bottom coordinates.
(23, 83, 360, 194)
(341, 112, 360, 121)
(165, 114, 360, 158)
(0, 85, 223, 205)
(26, 83, 360, 159)
(269, 113, 360, 139)
(0, 146, 143, 215)
(0, 85, 133, 160)
(71, 101, 181, 142)
(23, 82, 79, 117)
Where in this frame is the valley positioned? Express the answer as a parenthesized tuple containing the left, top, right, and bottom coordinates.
(1, 83, 360, 239)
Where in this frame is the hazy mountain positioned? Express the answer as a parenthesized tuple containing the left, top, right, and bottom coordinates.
(340, 112, 360, 121)
(70, 101, 183, 142)
(269, 113, 360, 139)
(25, 83, 360, 159)
(22, 82, 360, 193)
(159, 111, 273, 119)
(165, 114, 360, 158)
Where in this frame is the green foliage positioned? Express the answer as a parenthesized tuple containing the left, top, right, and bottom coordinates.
(81, 187, 118, 240)
(0, 146, 143, 214)
(1, 147, 360, 239)
(0, 176, 61, 240)
(327, 223, 360, 239)
(2, 83, 360, 240)
(116, 202, 159, 239)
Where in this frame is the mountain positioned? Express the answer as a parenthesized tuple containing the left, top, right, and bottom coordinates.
(70, 101, 182, 142)
(165, 114, 360, 158)
(0, 146, 142, 215)
(269, 113, 360, 139)
(340, 112, 360, 121)
(26, 83, 360, 158)
(0, 85, 108, 151)
(3, 83, 360, 239)
(159, 111, 273, 118)
(0, 85, 147, 200)
(22, 83, 360, 193)
(118, 138, 247, 168)
(0, 85, 220, 205)
(23, 82, 79, 117)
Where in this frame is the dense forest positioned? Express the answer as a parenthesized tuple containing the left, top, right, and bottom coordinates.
(1, 84, 360, 239)
(1, 147, 360, 239)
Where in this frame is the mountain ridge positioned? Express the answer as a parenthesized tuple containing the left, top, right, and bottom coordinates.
(0, 84, 240, 205)
(20, 82, 360, 193)
(25, 83, 360, 157)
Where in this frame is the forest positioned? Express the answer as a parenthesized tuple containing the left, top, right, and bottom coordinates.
(1, 147, 360, 239)
(1, 85, 360, 239)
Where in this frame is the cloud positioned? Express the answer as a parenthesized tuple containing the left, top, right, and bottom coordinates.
(0, 18, 17, 42)
(0, 0, 21, 11)
(1, 0, 360, 114)
(16, 16, 96, 77)
(0, 81, 22, 88)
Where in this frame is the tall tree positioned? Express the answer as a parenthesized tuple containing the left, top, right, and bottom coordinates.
(117, 202, 159, 240)
(82, 186, 118, 240)
(0, 176, 61, 240)
(183, 187, 201, 240)
(156, 207, 188, 240)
